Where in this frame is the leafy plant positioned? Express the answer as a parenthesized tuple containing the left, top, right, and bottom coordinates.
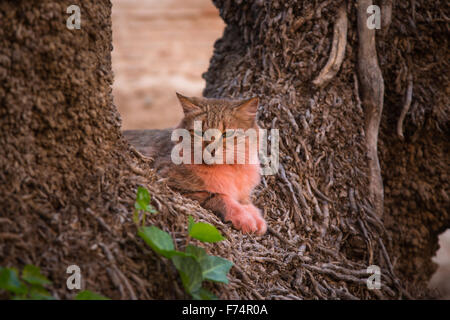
(134, 187, 233, 300)
(0, 265, 53, 300)
(0, 265, 109, 300)
(74, 290, 110, 300)
(133, 186, 158, 226)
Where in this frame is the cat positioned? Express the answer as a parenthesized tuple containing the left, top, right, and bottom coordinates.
(123, 93, 267, 235)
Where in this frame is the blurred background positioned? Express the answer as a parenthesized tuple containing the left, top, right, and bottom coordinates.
(111, 0, 449, 299)
(111, 0, 224, 130)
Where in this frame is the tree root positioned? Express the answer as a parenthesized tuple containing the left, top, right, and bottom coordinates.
(397, 72, 413, 140)
(312, 3, 348, 87)
(356, 0, 385, 217)
(381, 0, 393, 37)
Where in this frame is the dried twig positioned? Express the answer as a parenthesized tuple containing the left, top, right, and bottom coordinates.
(87, 208, 112, 233)
(268, 226, 294, 247)
(397, 72, 414, 140)
(100, 243, 138, 300)
(313, 3, 348, 87)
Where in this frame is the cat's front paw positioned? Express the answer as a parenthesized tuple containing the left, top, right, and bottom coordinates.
(224, 206, 258, 234)
(242, 204, 267, 235)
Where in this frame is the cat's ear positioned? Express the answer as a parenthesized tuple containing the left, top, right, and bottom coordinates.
(234, 97, 259, 125)
(176, 92, 201, 114)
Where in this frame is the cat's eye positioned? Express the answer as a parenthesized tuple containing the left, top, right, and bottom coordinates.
(222, 130, 236, 138)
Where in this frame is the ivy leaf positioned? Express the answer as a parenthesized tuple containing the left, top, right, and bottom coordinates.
(198, 255, 233, 284)
(171, 256, 203, 295)
(185, 245, 207, 260)
(185, 245, 233, 284)
(188, 216, 195, 234)
(11, 294, 29, 300)
(22, 265, 52, 286)
(75, 290, 110, 300)
(28, 285, 55, 300)
(168, 250, 195, 258)
(191, 287, 218, 300)
(0, 267, 27, 295)
(134, 186, 154, 213)
(138, 226, 176, 259)
(188, 221, 225, 243)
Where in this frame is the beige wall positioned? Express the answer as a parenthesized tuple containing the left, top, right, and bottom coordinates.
(112, 0, 224, 130)
(429, 230, 450, 299)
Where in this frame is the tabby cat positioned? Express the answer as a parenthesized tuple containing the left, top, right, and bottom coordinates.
(123, 93, 267, 235)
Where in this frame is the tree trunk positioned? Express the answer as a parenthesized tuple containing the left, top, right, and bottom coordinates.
(203, 0, 449, 297)
(0, 0, 187, 300)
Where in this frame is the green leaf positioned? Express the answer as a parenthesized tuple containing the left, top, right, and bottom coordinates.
(11, 294, 29, 300)
(185, 245, 207, 260)
(22, 265, 52, 286)
(191, 287, 218, 300)
(165, 250, 195, 259)
(138, 226, 175, 258)
(28, 285, 55, 300)
(0, 267, 27, 295)
(171, 256, 203, 295)
(189, 222, 225, 243)
(134, 186, 153, 213)
(185, 245, 233, 284)
(188, 216, 195, 234)
(198, 255, 233, 284)
(75, 290, 110, 300)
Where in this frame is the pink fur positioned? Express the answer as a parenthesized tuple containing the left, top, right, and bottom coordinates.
(192, 164, 259, 199)
(190, 163, 267, 235)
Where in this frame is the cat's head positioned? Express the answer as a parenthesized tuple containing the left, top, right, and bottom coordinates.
(175, 93, 259, 131)
(174, 93, 260, 165)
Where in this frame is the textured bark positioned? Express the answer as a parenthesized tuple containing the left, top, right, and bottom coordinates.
(203, 0, 449, 297)
(0, 0, 188, 300)
(204, 0, 407, 299)
(377, 0, 449, 291)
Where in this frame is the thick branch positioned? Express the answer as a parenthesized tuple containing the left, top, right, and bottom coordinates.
(312, 3, 348, 87)
(396, 72, 413, 140)
(356, 0, 385, 217)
